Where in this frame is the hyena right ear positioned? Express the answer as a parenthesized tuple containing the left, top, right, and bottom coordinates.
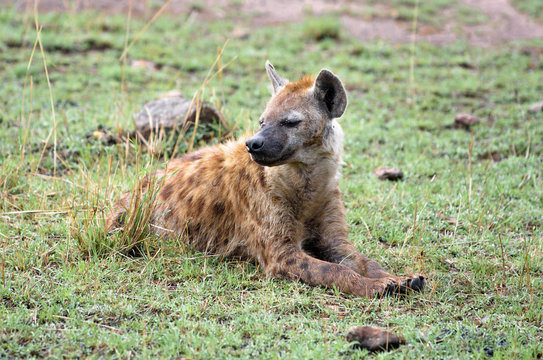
(266, 60, 287, 95)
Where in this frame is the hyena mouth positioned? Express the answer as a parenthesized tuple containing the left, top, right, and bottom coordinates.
(246, 130, 296, 166)
(249, 150, 295, 167)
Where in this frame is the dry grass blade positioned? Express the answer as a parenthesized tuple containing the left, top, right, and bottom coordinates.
(19, 25, 40, 165)
(169, 40, 235, 157)
(409, 0, 420, 100)
(119, 0, 173, 62)
(436, 212, 458, 225)
(32, 2, 58, 177)
(120, 0, 134, 93)
(1, 209, 70, 215)
(52, 315, 124, 334)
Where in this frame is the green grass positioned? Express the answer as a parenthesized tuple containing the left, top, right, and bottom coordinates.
(364, 0, 488, 27)
(511, 0, 543, 22)
(1, 3, 543, 359)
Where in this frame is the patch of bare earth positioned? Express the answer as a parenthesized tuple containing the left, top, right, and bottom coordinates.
(459, 0, 543, 46)
(3, 0, 543, 46)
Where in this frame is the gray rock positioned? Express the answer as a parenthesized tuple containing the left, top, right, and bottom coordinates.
(133, 96, 223, 139)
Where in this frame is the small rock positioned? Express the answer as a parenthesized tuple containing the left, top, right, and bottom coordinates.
(232, 26, 250, 39)
(454, 113, 480, 130)
(528, 100, 543, 113)
(482, 150, 502, 162)
(374, 167, 403, 181)
(346, 326, 405, 352)
(133, 96, 224, 139)
(130, 59, 158, 71)
(458, 61, 476, 70)
(91, 130, 108, 142)
(86, 127, 128, 146)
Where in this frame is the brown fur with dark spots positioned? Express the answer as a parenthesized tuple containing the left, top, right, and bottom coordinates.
(106, 62, 424, 298)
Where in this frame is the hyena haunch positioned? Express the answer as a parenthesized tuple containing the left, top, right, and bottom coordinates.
(107, 61, 424, 298)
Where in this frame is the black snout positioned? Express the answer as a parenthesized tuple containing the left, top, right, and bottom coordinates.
(245, 127, 293, 166)
(246, 136, 264, 154)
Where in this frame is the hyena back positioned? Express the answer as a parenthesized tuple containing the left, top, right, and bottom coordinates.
(107, 61, 424, 298)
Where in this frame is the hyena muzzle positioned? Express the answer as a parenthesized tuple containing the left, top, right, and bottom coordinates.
(107, 61, 425, 298)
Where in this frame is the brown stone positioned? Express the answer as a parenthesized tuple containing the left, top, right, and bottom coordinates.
(346, 326, 405, 352)
(130, 59, 157, 71)
(374, 167, 403, 181)
(454, 113, 480, 130)
(528, 101, 543, 113)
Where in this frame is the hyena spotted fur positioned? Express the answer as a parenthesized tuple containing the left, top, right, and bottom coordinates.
(107, 61, 424, 298)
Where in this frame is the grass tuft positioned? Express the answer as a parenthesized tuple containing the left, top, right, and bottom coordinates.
(302, 15, 341, 41)
(109, 175, 164, 257)
(73, 162, 165, 258)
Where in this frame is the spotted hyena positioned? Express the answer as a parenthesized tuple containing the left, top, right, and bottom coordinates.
(107, 61, 425, 297)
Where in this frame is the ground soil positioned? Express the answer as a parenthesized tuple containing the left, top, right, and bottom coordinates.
(2, 0, 543, 46)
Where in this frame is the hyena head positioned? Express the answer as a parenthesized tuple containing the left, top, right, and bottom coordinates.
(246, 61, 347, 166)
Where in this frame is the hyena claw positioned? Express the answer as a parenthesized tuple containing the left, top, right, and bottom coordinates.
(378, 275, 425, 297)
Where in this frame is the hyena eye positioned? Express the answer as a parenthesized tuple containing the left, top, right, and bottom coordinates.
(258, 118, 264, 127)
(280, 119, 302, 128)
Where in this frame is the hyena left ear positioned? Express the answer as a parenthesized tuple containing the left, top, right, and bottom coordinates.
(266, 60, 288, 95)
(314, 69, 347, 119)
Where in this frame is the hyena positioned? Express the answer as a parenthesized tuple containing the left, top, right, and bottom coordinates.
(107, 61, 425, 298)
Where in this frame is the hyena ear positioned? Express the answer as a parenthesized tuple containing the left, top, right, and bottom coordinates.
(314, 69, 348, 119)
(266, 60, 288, 95)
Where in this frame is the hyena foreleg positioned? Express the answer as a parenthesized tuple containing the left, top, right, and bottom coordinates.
(303, 197, 425, 294)
(266, 247, 396, 298)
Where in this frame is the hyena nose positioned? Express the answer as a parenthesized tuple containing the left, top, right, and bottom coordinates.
(246, 136, 264, 153)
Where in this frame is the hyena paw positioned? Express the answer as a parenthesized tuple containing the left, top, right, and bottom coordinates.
(374, 274, 425, 298)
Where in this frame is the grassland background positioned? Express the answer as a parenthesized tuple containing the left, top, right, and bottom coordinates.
(0, 0, 542, 358)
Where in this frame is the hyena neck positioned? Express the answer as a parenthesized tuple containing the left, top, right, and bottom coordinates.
(321, 119, 344, 160)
